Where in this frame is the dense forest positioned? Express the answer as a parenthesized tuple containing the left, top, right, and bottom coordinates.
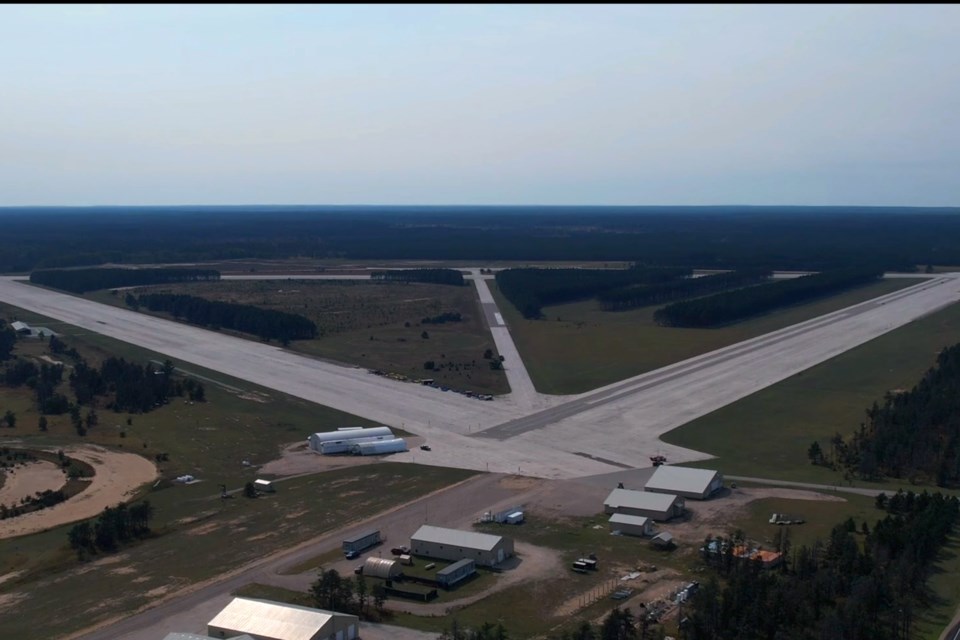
(653, 267, 883, 328)
(131, 292, 317, 343)
(685, 491, 959, 640)
(370, 268, 465, 286)
(1, 206, 958, 273)
(29, 267, 220, 293)
(834, 343, 960, 487)
(597, 268, 772, 311)
(68, 501, 155, 559)
(496, 266, 691, 318)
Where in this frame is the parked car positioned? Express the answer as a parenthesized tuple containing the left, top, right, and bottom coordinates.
(420, 444, 432, 451)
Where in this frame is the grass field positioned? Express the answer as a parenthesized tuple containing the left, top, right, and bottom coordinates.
(492, 278, 921, 394)
(0, 463, 476, 640)
(90, 279, 509, 395)
(662, 300, 960, 486)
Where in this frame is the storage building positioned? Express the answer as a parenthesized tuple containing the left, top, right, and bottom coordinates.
(342, 530, 381, 556)
(207, 597, 358, 640)
(603, 488, 685, 521)
(608, 513, 653, 537)
(10, 321, 30, 334)
(351, 438, 407, 456)
(436, 558, 476, 588)
(308, 427, 393, 453)
(253, 479, 275, 493)
(362, 557, 401, 579)
(644, 466, 724, 500)
(410, 525, 513, 567)
(651, 532, 675, 549)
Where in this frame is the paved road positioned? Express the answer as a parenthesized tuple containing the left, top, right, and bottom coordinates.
(725, 475, 887, 497)
(70, 472, 540, 640)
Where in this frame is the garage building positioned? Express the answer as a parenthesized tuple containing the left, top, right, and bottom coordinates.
(644, 466, 724, 500)
(608, 513, 654, 537)
(207, 597, 358, 640)
(603, 488, 684, 521)
(410, 525, 513, 567)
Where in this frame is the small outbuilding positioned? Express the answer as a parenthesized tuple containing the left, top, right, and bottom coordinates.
(10, 321, 31, 334)
(436, 558, 476, 588)
(253, 479, 275, 493)
(207, 597, 358, 640)
(604, 488, 685, 521)
(608, 513, 654, 537)
(644, 466, 724, 500)
(362, 557, 401, 580)
(651, 532, 675, 550)
(410, 525, 513, 567)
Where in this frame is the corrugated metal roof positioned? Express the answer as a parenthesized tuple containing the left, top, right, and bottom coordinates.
(207, 597, 333, 640)
(412, 525, 504, 552)
(437, 558, 475, 576)
(652, 532, 673, 543)
(10, 321, 29, 331)
(609, 513, 650, 527)
(310, 426, 393, 443)
(604, 488, 679, 511)
(645, 466, 719, 494)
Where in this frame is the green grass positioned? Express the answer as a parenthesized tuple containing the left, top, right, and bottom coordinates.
(88, 280, 510, 396)
(492, 278, 921, 394)
(389, 514, 689, 638)
(663, 300, 960, 486)
(0, 463, 477, 640)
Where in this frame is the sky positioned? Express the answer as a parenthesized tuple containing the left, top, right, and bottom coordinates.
(1, 4, 958, 207)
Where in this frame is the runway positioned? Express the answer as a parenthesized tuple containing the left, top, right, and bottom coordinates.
(1, 273, 958, 479)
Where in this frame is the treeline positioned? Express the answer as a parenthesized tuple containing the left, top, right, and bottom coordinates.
(835, 343, 960, 486)
(653, 267, 883, 328)
(29, 267, 219, 293)
(132, 292, 317, 342)
(68, 501, 154, 559)
(2, 334, 204, 425)
(496, 266, 691, 319)
(598, 268, 771, 311)
(0, 324, 15, 360)
(370, 268, 465, 286)
(686, 491, 960, 640)
(3, 206, 958, 273)
(421, 311, 462, 324)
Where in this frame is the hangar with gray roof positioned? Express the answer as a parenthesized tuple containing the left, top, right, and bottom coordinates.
(410, 524, 513, 567)
(644, 466, 723, 500)
(603, 488, 685, 521)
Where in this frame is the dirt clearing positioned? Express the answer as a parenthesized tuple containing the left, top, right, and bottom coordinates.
(0, 460, 65, 507)
(0, 445, 157, 539)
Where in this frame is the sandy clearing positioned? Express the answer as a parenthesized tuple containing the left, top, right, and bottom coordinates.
(0, 445, 158, 539)
(0, 460, 66, 507)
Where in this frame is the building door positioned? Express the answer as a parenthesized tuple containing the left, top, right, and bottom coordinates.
(497, 548, 504, 563)
(347, 624, 356, 639)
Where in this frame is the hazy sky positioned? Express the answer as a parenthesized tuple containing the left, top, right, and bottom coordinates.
(2, 4, 958, 206)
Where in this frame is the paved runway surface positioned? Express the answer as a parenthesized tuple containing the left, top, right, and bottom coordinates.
(2, 274, 958, 479)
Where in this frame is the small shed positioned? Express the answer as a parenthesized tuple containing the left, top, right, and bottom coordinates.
(10, 321, 30, 334)
(363, 557, 401, 579)
(609, 513, 653, 537)
(436, 558, 476, 588)
(505, 511, 524, 524)
(651, 532, 675, 549)
(253, 479, 275, 493)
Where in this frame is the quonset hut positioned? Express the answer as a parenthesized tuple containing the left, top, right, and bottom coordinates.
(352, 438, 407, 456)
(308, 426, 394, 454)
